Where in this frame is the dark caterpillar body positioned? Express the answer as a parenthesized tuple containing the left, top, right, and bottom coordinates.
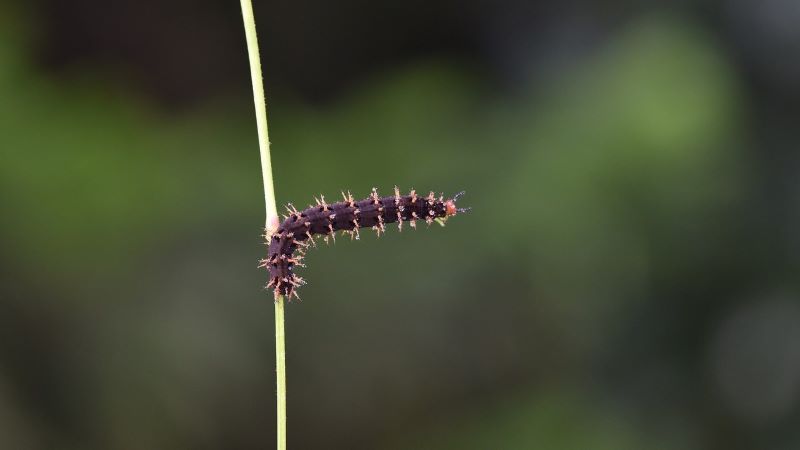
(261, 187, 467, 300)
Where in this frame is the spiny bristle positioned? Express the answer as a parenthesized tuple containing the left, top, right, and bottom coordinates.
(305, 232, 317, 246)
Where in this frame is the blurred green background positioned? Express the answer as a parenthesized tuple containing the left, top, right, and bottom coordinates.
(2, 1, 800, 449)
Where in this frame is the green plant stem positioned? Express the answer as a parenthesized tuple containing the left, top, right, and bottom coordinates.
(239, 1, 286, 449)
(274, 294, 286, 449)
(239, 0, 277, 221)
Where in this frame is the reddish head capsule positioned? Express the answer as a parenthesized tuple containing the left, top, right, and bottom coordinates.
(445, 200, 458, 216)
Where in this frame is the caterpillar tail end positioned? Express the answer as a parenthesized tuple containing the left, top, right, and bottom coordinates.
(270, 275, 306, 302)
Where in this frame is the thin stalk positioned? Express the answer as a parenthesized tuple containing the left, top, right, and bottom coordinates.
(274, 294, 286, 449)
(239, 1, 286, 449)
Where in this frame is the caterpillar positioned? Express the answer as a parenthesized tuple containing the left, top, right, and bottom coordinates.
(260, 187, 468, 300)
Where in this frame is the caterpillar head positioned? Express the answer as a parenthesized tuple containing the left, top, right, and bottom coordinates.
(444, 191, 470, 216)
(438, 191, 470, 226)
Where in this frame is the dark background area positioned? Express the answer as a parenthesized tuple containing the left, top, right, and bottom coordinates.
(2, 0, 800, 449)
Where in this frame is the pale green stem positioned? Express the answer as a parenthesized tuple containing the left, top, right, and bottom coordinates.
(239, 1, 286, 449)
(239, 0, 277, 222)
(274, 295, 286, 449)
